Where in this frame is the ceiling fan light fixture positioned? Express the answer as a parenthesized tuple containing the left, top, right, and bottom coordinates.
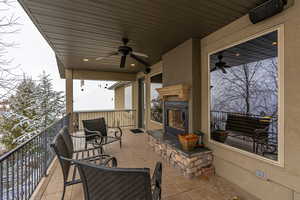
(83, 58, 89, 62)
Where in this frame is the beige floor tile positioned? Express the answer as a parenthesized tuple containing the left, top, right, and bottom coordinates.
(163, 192, 192, 200)
(34, 129, 257, 200)
(70, 183, 84, 200)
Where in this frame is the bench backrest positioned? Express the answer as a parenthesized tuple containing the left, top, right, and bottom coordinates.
(226, 114, 271, 135)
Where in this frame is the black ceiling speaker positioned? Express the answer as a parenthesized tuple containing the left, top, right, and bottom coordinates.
(249, 0, 287, 24)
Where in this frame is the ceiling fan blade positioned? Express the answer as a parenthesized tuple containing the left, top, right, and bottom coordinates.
(130, 54, 149, 66)
(131, 51, 149, 58)
(95, 52, 118, 61)
(220, 67, 227, 74)
(120, 55, 126, 68)
(210, 66, 217, 72)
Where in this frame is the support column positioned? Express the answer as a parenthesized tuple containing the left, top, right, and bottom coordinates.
(65, 69, 74, 132)
(132, 80, 138, 128)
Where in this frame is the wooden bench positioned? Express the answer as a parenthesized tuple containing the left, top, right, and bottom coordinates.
(225, 114, 271, 152)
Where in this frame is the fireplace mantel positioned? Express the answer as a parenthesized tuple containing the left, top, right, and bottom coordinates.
(156, 84, 190, 101)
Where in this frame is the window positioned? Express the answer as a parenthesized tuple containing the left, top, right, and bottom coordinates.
(124, 84, 132, 109)
(209, 28, 283, 164)
(150, 73, 163, 123)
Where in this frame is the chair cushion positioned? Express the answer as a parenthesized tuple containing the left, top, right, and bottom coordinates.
(82, 118, 107, 136)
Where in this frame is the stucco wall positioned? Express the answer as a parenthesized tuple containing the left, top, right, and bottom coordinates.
(162, 39, 201, 132)
(114, 86, 125, 109)
(200, 2, 300, 200)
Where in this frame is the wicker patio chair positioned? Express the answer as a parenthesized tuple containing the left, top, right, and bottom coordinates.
(82, 117, 123, 149)
(73, 159, 162, 200)
(51, 129, 118, 200)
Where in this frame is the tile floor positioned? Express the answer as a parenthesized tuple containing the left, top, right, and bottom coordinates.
(37, 129, 259, 200)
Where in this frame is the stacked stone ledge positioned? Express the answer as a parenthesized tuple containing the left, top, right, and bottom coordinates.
(148, 134, 214, 178)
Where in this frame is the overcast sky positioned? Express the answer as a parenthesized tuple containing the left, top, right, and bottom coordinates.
(2, 2, 115, 111)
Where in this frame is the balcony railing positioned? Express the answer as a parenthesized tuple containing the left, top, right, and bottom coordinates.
(73, 109, 136, 131)
(0, 115, 70, 200)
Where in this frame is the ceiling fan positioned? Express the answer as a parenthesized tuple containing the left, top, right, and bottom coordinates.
(210, 53, 231, 74)
(95, 38, 150, 69)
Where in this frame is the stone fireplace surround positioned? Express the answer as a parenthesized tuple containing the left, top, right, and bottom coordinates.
(151, 83, 214, 178)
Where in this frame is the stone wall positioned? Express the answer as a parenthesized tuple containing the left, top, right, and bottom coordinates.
(148, 134, 214, 178)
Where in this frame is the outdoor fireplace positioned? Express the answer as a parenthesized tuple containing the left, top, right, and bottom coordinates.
(164, 101, 188, 136)
(150, 84, 213, 179)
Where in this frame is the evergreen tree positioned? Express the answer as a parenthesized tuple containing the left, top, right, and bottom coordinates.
(36, 72, 65, 130)
(0, 72, 65, 150)
(0, 77, 39, 150)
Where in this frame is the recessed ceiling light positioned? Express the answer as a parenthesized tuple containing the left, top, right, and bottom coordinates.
(130, 63, 135, 67)
(83, 58, 89, 62)
(235, 53, 240, 57)
(272, 42, 277, 46)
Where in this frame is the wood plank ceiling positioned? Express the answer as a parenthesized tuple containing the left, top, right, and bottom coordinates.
(18, 0, 267, 77)
(210, 30, 278, 68)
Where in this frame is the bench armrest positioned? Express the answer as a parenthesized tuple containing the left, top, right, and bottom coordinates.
(254, 127, 269, 136)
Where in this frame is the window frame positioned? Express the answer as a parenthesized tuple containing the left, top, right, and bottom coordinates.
(124, 83, 132, 110)
(207, 25, 285, 167)
(149, 72, 163, 124)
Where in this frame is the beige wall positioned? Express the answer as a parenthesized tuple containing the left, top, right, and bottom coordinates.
(162, 39, 193, 87)
(162, 38, 201, 132)
(201, 2, 300, 200)
(71, 69, 136, 81)
(114, 86, 125, 109)
(295, 192, 300, 200)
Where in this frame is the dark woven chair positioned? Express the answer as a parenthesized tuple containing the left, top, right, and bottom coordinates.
(73, 159, 162, 200)
(82, 117, 122, 149)
(51, 128, 118, 200)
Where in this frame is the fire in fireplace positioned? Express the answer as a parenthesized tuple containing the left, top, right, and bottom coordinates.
(164, 101, 188, 136)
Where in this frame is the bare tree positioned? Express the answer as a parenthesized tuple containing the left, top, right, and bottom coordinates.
(0, 0, 20, 100)
(211, 58, 278, 116)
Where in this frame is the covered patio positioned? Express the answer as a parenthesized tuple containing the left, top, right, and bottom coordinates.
(6, 0, 300, 200)
(34, 129, 258, 200)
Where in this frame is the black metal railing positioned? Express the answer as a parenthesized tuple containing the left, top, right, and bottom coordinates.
(210, 111, 278, 145)
(0, 115, 69, 200)
(74, 109, 136, 131)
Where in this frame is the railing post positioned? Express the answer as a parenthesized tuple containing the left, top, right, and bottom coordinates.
(43, 130, 48, 177)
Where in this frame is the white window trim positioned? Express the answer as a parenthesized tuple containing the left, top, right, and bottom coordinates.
(207, 25, 284, 167)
